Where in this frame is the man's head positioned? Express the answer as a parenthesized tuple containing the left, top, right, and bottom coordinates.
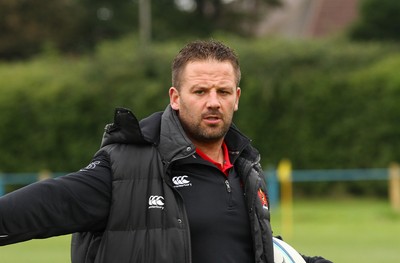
(169, 40, 241, 147)
(172, 40, 241, 89)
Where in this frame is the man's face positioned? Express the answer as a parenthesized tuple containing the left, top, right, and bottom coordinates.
(169, 60, 241, 145)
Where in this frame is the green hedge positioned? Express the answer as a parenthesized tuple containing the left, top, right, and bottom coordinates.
(0, 37, 173, 172)
(235, 38, 400, 170)
(1, 36, 400, 176)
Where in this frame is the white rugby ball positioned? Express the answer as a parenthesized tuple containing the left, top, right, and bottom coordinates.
(273, 237, 306, 263)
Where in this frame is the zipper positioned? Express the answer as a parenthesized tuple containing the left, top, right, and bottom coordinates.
(224, 178, 234, 209)
(225, 179, 232, 193)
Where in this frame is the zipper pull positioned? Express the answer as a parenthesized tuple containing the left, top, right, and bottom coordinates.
(225, 180, 232, 193)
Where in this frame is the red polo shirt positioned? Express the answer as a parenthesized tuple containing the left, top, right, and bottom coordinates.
(195, 142, 233, 176)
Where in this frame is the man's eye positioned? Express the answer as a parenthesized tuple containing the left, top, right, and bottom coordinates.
(219, 90, 230, 95)
(194, 90, 204, 94)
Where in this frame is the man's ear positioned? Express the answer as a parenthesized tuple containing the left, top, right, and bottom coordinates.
(169, 87, 180, 110)
(234, 87, 241, 111)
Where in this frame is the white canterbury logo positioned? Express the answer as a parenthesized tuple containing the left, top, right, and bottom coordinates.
(148, 195, 164, 209)
(172, 175, 192, 188)
(80, 161, 100, 171)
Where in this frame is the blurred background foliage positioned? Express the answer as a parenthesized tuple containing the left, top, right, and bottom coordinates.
(0, 0, 279, 60)
(1, 36, 400, 172)
(350, 0, 400, 41)
(1, 0, 400, 197)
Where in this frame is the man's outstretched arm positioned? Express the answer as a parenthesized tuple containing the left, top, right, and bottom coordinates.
(0, 151, 112, 245)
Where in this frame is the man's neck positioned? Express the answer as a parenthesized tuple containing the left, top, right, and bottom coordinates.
(193, 141, 224, 165)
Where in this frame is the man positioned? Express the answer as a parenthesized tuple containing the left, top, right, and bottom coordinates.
(0, 40, 331, 263)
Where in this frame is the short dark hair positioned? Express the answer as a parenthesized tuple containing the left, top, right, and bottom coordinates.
(172, 40, 241, 88)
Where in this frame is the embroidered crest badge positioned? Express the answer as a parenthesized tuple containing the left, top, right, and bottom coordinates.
(257, 188, 269, 210)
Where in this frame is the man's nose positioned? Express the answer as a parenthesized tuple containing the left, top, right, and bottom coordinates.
(206, 91, 221, 108)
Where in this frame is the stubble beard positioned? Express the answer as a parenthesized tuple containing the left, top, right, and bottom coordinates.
(180, 113, 232, 144)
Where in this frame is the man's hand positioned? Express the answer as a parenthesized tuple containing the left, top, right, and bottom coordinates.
(302, 255, 333, 263)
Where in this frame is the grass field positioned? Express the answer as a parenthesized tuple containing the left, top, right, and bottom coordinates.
(272, 198, 400, 263)
(0, 198, 399, 262)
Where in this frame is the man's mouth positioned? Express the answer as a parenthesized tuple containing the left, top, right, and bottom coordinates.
(203, 115, 222, 125)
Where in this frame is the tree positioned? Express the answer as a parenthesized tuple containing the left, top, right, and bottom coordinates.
(350, 0, 400, 41)
(0, 0, 138, 60)
(0, 0, 280, 60)
(168, 0, 281, 37)
(0, 0, 83, 59)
